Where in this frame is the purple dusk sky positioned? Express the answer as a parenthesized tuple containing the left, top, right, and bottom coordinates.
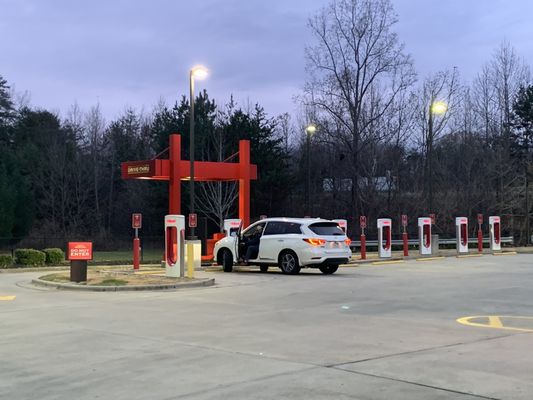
(2, 0, 532, 120)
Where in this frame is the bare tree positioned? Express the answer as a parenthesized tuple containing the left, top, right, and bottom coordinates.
(196, 102, 238, 231)
(84, 104, 106, 231)
(415, 68, 461, 210)
(304, 0, 416, 223)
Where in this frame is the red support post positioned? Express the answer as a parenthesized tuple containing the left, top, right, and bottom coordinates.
(239, 140, 251, 228)
(477, 227, 483, 253)
(403, 232, 409, 257)
(133, 238, 140, 270)
(169, 134, 181, 215)
(360, 234, 367, 260)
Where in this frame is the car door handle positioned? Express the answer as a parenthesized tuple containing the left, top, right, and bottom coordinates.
(277, 239, 284, 242)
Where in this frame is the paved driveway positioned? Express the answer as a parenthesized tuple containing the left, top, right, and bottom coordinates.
(1, 255, 532, 399)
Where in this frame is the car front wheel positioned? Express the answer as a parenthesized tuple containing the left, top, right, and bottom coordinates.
(222, 249, 233, 272)
(319, 265, 338, 275)
(279, 251, 301, 275)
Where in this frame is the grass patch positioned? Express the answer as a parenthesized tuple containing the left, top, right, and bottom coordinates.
(38, 270, 183, 286)
(95, 278, 127, 286)
(40, 273, 71, 283)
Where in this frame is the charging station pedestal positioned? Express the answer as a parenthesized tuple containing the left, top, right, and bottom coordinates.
(418, 217, 432, 256)
(333, 219, 347, 235)
(377, 218, 392, 258)
(456, 217, 469, 254)
(223, 219, 242, 237)
(165, 215, 185, 277)
(489, 216, 501, 252)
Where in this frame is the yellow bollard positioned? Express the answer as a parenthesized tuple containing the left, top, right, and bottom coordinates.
(187, 242, 194, 278)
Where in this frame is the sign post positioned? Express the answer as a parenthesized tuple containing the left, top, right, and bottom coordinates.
(360, 216, 367, 260)
(401, 214, 408, 257)
(67, 242, 93, 282)
(477, 213, 483, 253)
(132, 213, 142, 270)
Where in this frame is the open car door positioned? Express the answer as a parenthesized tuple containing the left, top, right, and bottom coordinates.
(235, 220, 244, 261)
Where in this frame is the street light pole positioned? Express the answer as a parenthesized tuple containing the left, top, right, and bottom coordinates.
(188, 66, 208, 240)
(189, 70, 196, 239)
(428, 103, 434, 212)
(305, 124, 316, 216)
(427, 100, 447, 212)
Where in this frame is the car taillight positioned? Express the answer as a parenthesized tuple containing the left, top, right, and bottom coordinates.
(344, 238, 352, 246)
(303, 238, 326, 246)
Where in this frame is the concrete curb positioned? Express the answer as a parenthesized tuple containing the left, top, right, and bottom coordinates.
(31, 277, 215, 292)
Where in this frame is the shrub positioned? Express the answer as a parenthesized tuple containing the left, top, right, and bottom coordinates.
(43, 248, 65, 265)
(14, 249, 46, 267)
(0, 254, 14, 268)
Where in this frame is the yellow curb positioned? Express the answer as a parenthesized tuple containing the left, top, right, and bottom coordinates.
(340, 263, 359, 267)
(416, 256, 445, 262)
(0, 296, 16, 301)
(371, 260, 404, 266)
(493, 251, 517, 256)
(456, 254, 483, 258)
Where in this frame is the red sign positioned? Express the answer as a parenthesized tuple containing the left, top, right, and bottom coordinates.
(477, 213, 483, 225)
(68, 242, 93, 260)
(188, 213, 197, 228)
(401, 214, 408, 227)
(132, 213, 142, 229)
(430, 213, 436, 225)
(360, 216, 367, 229)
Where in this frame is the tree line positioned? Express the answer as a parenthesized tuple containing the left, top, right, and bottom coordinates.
(1, 0, 533, 249)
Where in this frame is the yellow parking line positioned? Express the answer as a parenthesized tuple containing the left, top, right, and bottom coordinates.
(457, 315, 533, 333)
(416, 257, 445, 262)
(0, 296, 16, 301)
(488, 316, 503, 328)
(493, 252, 517, 256)
(371, 260, 404, 266)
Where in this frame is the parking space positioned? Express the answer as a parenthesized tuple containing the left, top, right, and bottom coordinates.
(1, 255, 532, 399)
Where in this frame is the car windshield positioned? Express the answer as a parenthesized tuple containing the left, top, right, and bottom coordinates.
(308, 222, 345, 236)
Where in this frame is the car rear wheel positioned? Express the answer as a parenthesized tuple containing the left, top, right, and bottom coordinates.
(259, 265, 269, 273)
(222, 249, 233, 272)
(319, 265, 338, 275)
(279, 251, 301, 275)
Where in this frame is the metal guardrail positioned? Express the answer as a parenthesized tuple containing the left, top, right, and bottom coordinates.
(349, 236, 514, 249)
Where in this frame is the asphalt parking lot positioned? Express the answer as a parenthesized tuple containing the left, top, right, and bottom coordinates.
(1, 255, 533, 400)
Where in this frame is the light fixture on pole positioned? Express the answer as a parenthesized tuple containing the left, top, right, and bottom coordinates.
(305, 124, 317, 216)
(189, 65, 208, 239)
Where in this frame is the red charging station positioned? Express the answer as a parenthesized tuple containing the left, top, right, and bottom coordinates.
(164, 215, 185, 277)
(489, 216, 501, 252)
(456, 217, 469, 254)
(377, 218, 392, 258)
(418, 217, 432, 255)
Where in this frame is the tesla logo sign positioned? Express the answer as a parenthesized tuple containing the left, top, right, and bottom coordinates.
(189, 213, 197, 228)
(132, 213, 142, 229)
(477, 214, 483, 225)
(359, 216, 367, 229)
(401, 214, 408, 226)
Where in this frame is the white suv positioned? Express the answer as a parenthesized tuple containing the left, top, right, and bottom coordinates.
(213, 218, 352, 275)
